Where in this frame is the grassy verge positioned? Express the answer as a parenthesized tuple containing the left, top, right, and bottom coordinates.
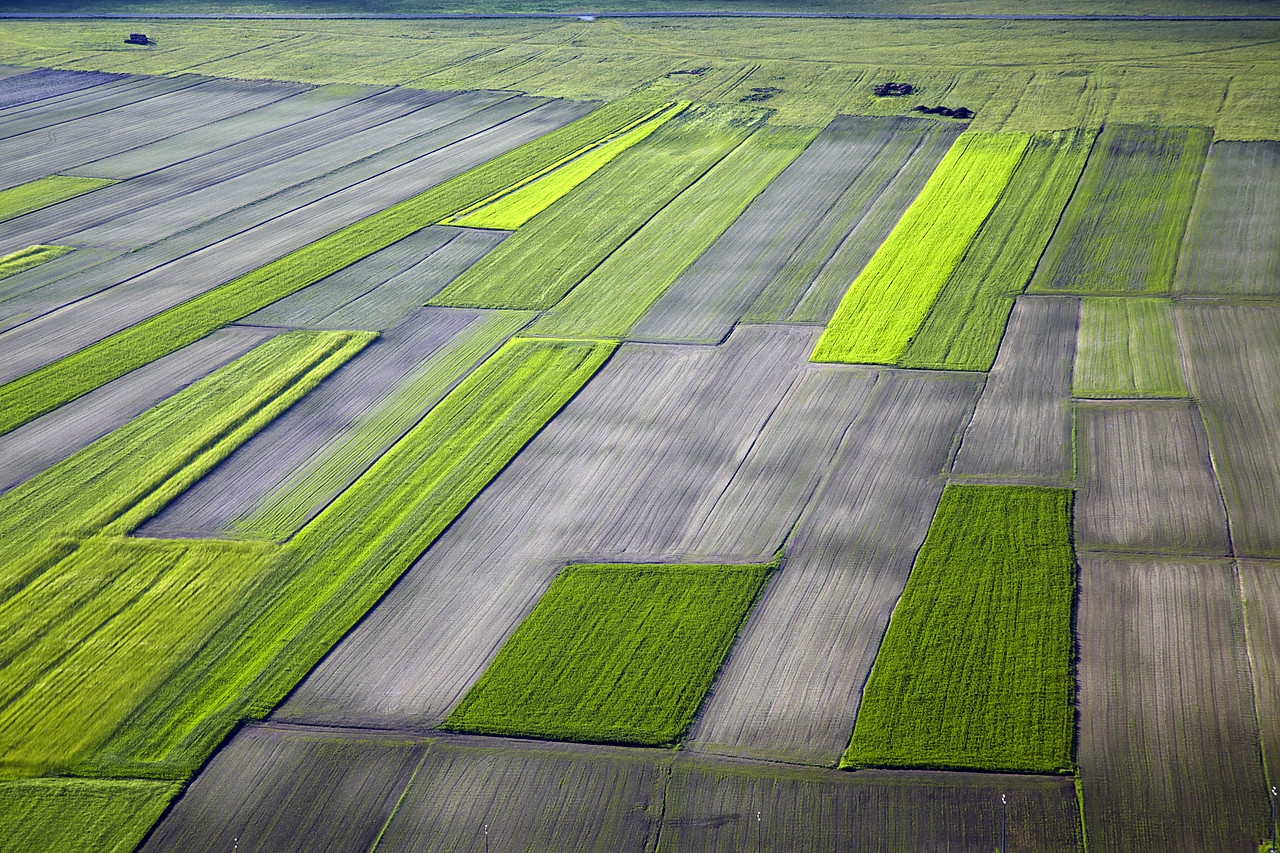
(0, 245, 73, 281)
(527, 124, 816, 338)
(90, 337, 616, 778)
(445, 559, 775, 746)
(445, 101, 685, 230)
(0, 176, 115, 223)
(0, 98, 656, 438)
(0, 777, 180, 853)
(843, 485, 1076, 774)
(898, 128, 1095, 371)
(1073, 297, 1187, 397)
(810, 131, 1029, 365)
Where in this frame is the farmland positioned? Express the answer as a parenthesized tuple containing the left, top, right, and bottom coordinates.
(0, 7, 1275, 850)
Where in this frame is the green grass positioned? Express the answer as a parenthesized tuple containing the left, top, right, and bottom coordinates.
(526, 123, 816, 338)
(0, 777, 180, 853)
(0, 245, 73, 281)
(1029, 124, 1212, 295)
(430, 102, 770, 310)
(1073, 297, 1187, 398)
(444, 559, 775, 746)
(898, 128, 1096, 371)
(843, 484, 1076, 774)
(0, 97, 657, 439)
(446, 101, 685, 230)
(810, 131, 1029, 365)
(90, 337, 615, 778)
(0, 176, 115, 223)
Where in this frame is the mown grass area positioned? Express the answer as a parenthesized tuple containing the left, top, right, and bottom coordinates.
(843, 485, 1076, 774)
(810, 131, 1028, 365)
(90, 337, 615, 778)
(1029, 124, 1212, 295)
(431, 102, 770, 310)
(445, 559, 775, 746)
(1073, 297, 1187, 398)
(0, 777, 180, 853)
(446, 101, 684, 230)
(898, 128, 1096, 371)
(0, 245, 73, 282)
(527, 124, 816, 339)
(0, 97, 656, 439)
(0, 175, 115, 223)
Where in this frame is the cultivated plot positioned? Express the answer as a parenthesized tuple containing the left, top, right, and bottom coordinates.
(0, 174, 114, 223)
(0, 777, 178, 853)
(1072, 297, 1187, 398)
(0, 67, 126, 111)
(1238, 559, 1280, 792)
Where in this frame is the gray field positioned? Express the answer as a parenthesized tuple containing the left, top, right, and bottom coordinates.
(0, 326, 275, 498)
(1238, 559, 1280, 787)
(0, 67, 125, 111)
(687, 369, 982, 764)
(0, 72, 207, 144)
(1174, 140, 1280, 296)
(951, 296, 1079, 483)
(1076, 555, 1268, 851)
(1177, 304, 1280, 557)
(1075, 401, 1230, 555)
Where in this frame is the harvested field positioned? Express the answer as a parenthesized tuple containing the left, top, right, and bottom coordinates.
(0, 73, 206, 145)
(687, 369, 983, 765)
(1075, 402, 1229, 555)
(0, 326, 275, 497)
(742, 118, 963, 326)
(1174, 140, 1280, 297)
(431, 102, 769, 311)
(243, 228, 507, 331)
(1076, 555, 1267, 851)
(899, 128, 1095, 372)
(0, 174, 114, 223)
(138, 724, 428, 853)
(1072, 297, 1187, 398)
(0, 67, 125, 111)
(1177, 304, 1280, 557)
(0, 777, 178, 853)
(0, 245, 71, 282)
(140, 309, 526, 540)
(530, 125, 813, 340)
(1238, 559, 1280, 790)
(1030, 124, 1212, 295)
(845, 485, 1076, 775)
(811, 131, 1029, 364)
(951, 297, 1079, 485)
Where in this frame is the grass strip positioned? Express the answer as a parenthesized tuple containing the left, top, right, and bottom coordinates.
(0, 176, 116, 223)
(430, 103, 769, 311)
(843, 484, 1076, 775)
(0, 245, 73, 281)
(898, 128, 1096, 371)
(445, 559, 775, 746)
(0, 777, 180, 853)
(1073, 297, 1187, 398)
(445, 101, 684, 230)
(527, 125, 816, 339)
(91, 337, 616, 778)
(811, 132, 1029, 365)
(1029, 124, 1212, 295)
(0, 98, 656, 439)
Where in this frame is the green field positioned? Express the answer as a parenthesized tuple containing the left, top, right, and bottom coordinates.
(1073, 297, 1187, 398)
(0, 245, 73, 282)
(843, 485, 1077, 774)
(0, 175, 115, 223)
(445, 560, 775, 746)
(811, 131, 1029, 365)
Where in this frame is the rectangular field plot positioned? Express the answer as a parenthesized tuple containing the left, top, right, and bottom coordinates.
(138, 725, 428, 853)
(951, 297, 1079, 484)
(844, 485, 1076, 774)
(1076, 556, 1268, 851)
(1174, 141, 1280, 297)
(0, 777, 178, 853)
(1072, 297, 1187, 398)
(0, 244, 72, 283)
(1178, 304, 1280, 557)
(811, 131, 1028, 365)
(1075, 402, 1229, 555)
(0, 67, 125, 111)
(1030, 124, 1211, 295)
(899, 128, 1095, 372)
(445, 561, 773, 746)
(1238, 559, 1280, 792)
(0, 174, 114, 223)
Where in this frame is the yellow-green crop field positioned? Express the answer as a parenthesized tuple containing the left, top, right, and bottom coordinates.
(0, 5, 1276, 851)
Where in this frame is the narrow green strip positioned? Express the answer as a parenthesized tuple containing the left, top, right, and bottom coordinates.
(0, 245, 74, 281)
(0, 176, 116, 223)
(843, 484, 1076, 774)
(811, 132, 1029, 365)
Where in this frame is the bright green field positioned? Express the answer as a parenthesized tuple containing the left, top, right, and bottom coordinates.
(0, 778, 179, 853)
(445, 560, 774, 746)
(0, 176, 115, 223)
(843, 485, 1077, 774)
(0, 245, 73, 281)
(810, 131, 1029, 365)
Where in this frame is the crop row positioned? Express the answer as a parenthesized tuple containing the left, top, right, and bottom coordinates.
(0, 175, 115, 223)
